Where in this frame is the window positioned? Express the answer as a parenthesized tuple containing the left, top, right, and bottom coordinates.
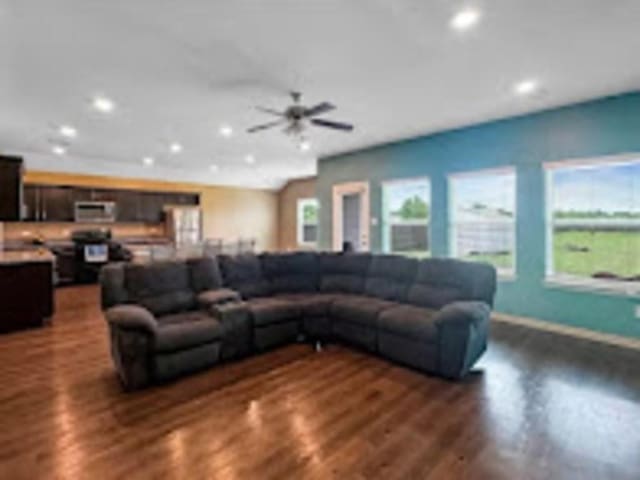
(449, 168, 516, 274)
(297, 198, 319, 247)
(546, 157, 640, 291)
(382, 178, 430, 257)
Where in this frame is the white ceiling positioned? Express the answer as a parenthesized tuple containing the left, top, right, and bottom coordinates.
(1, 0, 639, 190)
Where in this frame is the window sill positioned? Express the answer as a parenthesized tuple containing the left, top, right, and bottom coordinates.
(544, 275, 640, 298)
(296, 243, 318, 250)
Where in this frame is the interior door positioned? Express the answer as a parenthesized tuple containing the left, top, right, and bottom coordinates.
(332, 182, 370, 251)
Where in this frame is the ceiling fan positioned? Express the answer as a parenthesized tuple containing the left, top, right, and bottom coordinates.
(247, 91, 354, 136)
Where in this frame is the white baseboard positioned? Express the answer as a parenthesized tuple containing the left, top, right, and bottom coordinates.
(492, 312, 640, 351)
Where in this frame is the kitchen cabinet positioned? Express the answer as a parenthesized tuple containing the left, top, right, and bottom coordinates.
(139, 192, 166, 223)
(21, 184, 199, 223)
(40, 185, 74, 221)
(0, 156, 23, 221)
(23, 185, 74, 221)
(23, 185, 39, 221)
(0, 254, 54, 333)
(114, 190, 141, 222)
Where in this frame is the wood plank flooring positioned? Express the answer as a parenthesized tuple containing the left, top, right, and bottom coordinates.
(0, 285, 639, 479)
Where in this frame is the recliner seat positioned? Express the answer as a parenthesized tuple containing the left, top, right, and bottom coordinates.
(101, 251, 496, 390)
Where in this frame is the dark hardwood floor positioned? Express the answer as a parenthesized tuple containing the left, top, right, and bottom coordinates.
(0, 286, 639, 479)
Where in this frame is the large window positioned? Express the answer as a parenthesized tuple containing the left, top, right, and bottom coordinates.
(449, 168, 516, 274)
(546, 158, 640, 290)
(297, 198, 319, 247)
(382, 178, 430, 257)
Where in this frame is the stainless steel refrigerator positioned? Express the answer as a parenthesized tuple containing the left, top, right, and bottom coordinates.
(164, 206, 202, 246)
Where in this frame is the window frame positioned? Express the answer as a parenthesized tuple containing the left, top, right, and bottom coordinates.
(448, 166, 517, 277)
(544, 153, 640, 296)
(381, 176, 431, 257)
(296, 197, 319, 248)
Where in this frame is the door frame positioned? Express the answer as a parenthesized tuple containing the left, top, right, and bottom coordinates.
(332, 181, 370, 251)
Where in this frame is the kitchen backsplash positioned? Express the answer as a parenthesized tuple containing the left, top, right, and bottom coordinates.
(1, 222, 166, 243)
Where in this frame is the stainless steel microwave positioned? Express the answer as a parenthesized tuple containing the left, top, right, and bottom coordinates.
(74, 201, 116, 223)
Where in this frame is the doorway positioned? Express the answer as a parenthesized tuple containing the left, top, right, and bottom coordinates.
(332, 181, 370, 251)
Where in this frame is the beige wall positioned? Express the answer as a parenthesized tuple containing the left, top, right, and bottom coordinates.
(277, 176, 316, 251)
(3, 170, 279, 251)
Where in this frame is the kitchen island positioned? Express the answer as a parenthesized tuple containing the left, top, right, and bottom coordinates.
(0, 250, 55, 333)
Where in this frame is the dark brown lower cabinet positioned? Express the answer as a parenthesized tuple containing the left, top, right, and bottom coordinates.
(0, 261, 54, 333)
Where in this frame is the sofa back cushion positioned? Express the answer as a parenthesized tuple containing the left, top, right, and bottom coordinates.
(261, 252, 319, 294)
(407, 258, 497, 309)
(364, 255, 418, 301)
(319, 253, 371, 294)
(218, 253, 271, 299)
(187, 257, 223, 292)
(124, 261, 196, 316)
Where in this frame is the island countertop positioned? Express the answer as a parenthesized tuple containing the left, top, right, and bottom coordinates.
(0, 249, 55, 265)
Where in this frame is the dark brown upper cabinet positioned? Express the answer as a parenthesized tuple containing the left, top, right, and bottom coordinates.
(0, 156, 23, 221)
(40, 186, 74, 221)
(19, 184, 199, 223)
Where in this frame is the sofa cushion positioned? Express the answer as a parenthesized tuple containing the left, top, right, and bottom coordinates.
(407, 284, 465, 309)
(218, 254, 271, 299)
(245, 297, 301, 327)
(154, 312, 223, 352)
(275, 293, 350, 317)
(330, 296, 397, 326)
(378, 305, 438, 342)
(261, 252, 319, 294)
(188, 257, 223, 292)
(319, 253, 371, 294)
(364, 255, 418, 301)
(124, 261, 195, 316)
(409, 258, 497, 307)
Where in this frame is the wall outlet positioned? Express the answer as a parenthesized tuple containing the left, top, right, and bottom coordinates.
(635, 305, 640, 319)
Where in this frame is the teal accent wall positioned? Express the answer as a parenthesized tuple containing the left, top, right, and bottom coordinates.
(317, 92, 640, 339)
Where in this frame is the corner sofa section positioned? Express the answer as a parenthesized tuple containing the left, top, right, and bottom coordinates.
(101, 252, 496, 390)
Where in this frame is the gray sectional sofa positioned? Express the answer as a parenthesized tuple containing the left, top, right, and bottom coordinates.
(100, 252, 496, 390)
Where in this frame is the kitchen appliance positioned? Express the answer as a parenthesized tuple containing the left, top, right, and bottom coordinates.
(74, 201, 116, 223)
(71, 229, 131, 284)
(164, 206, 202, 246)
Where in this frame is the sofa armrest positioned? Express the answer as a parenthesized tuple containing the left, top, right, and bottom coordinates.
(197, 288, 241, 310)
(105, 305, 158, 334)
(210, 301, 252, 360)
(434, 301, 490, 330)
(434, 301, 491, 379)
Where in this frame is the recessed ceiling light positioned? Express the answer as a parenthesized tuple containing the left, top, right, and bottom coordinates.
(450, 8, 481, 31)
(59, 125, 77, 138)
(245, 154, 255, 165)
(219, 125, 233, 137)
(142, 156, 154, 166)
(92, 95, 115, 113)
(52, 145, 66, 156)
(299, 140, 311, 152)
(209, 164, 219, 173)
(169, 142, 183, 154)
(514, 79, 539, 96)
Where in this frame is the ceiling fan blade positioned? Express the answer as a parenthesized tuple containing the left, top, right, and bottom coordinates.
(303, 102, 335, 117)
(247, 120, 285, 133)
(255, 106, 285, 116)
(311, 118, 354, 131)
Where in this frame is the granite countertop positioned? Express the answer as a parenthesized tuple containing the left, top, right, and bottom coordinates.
(0, 249, 55, 265)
